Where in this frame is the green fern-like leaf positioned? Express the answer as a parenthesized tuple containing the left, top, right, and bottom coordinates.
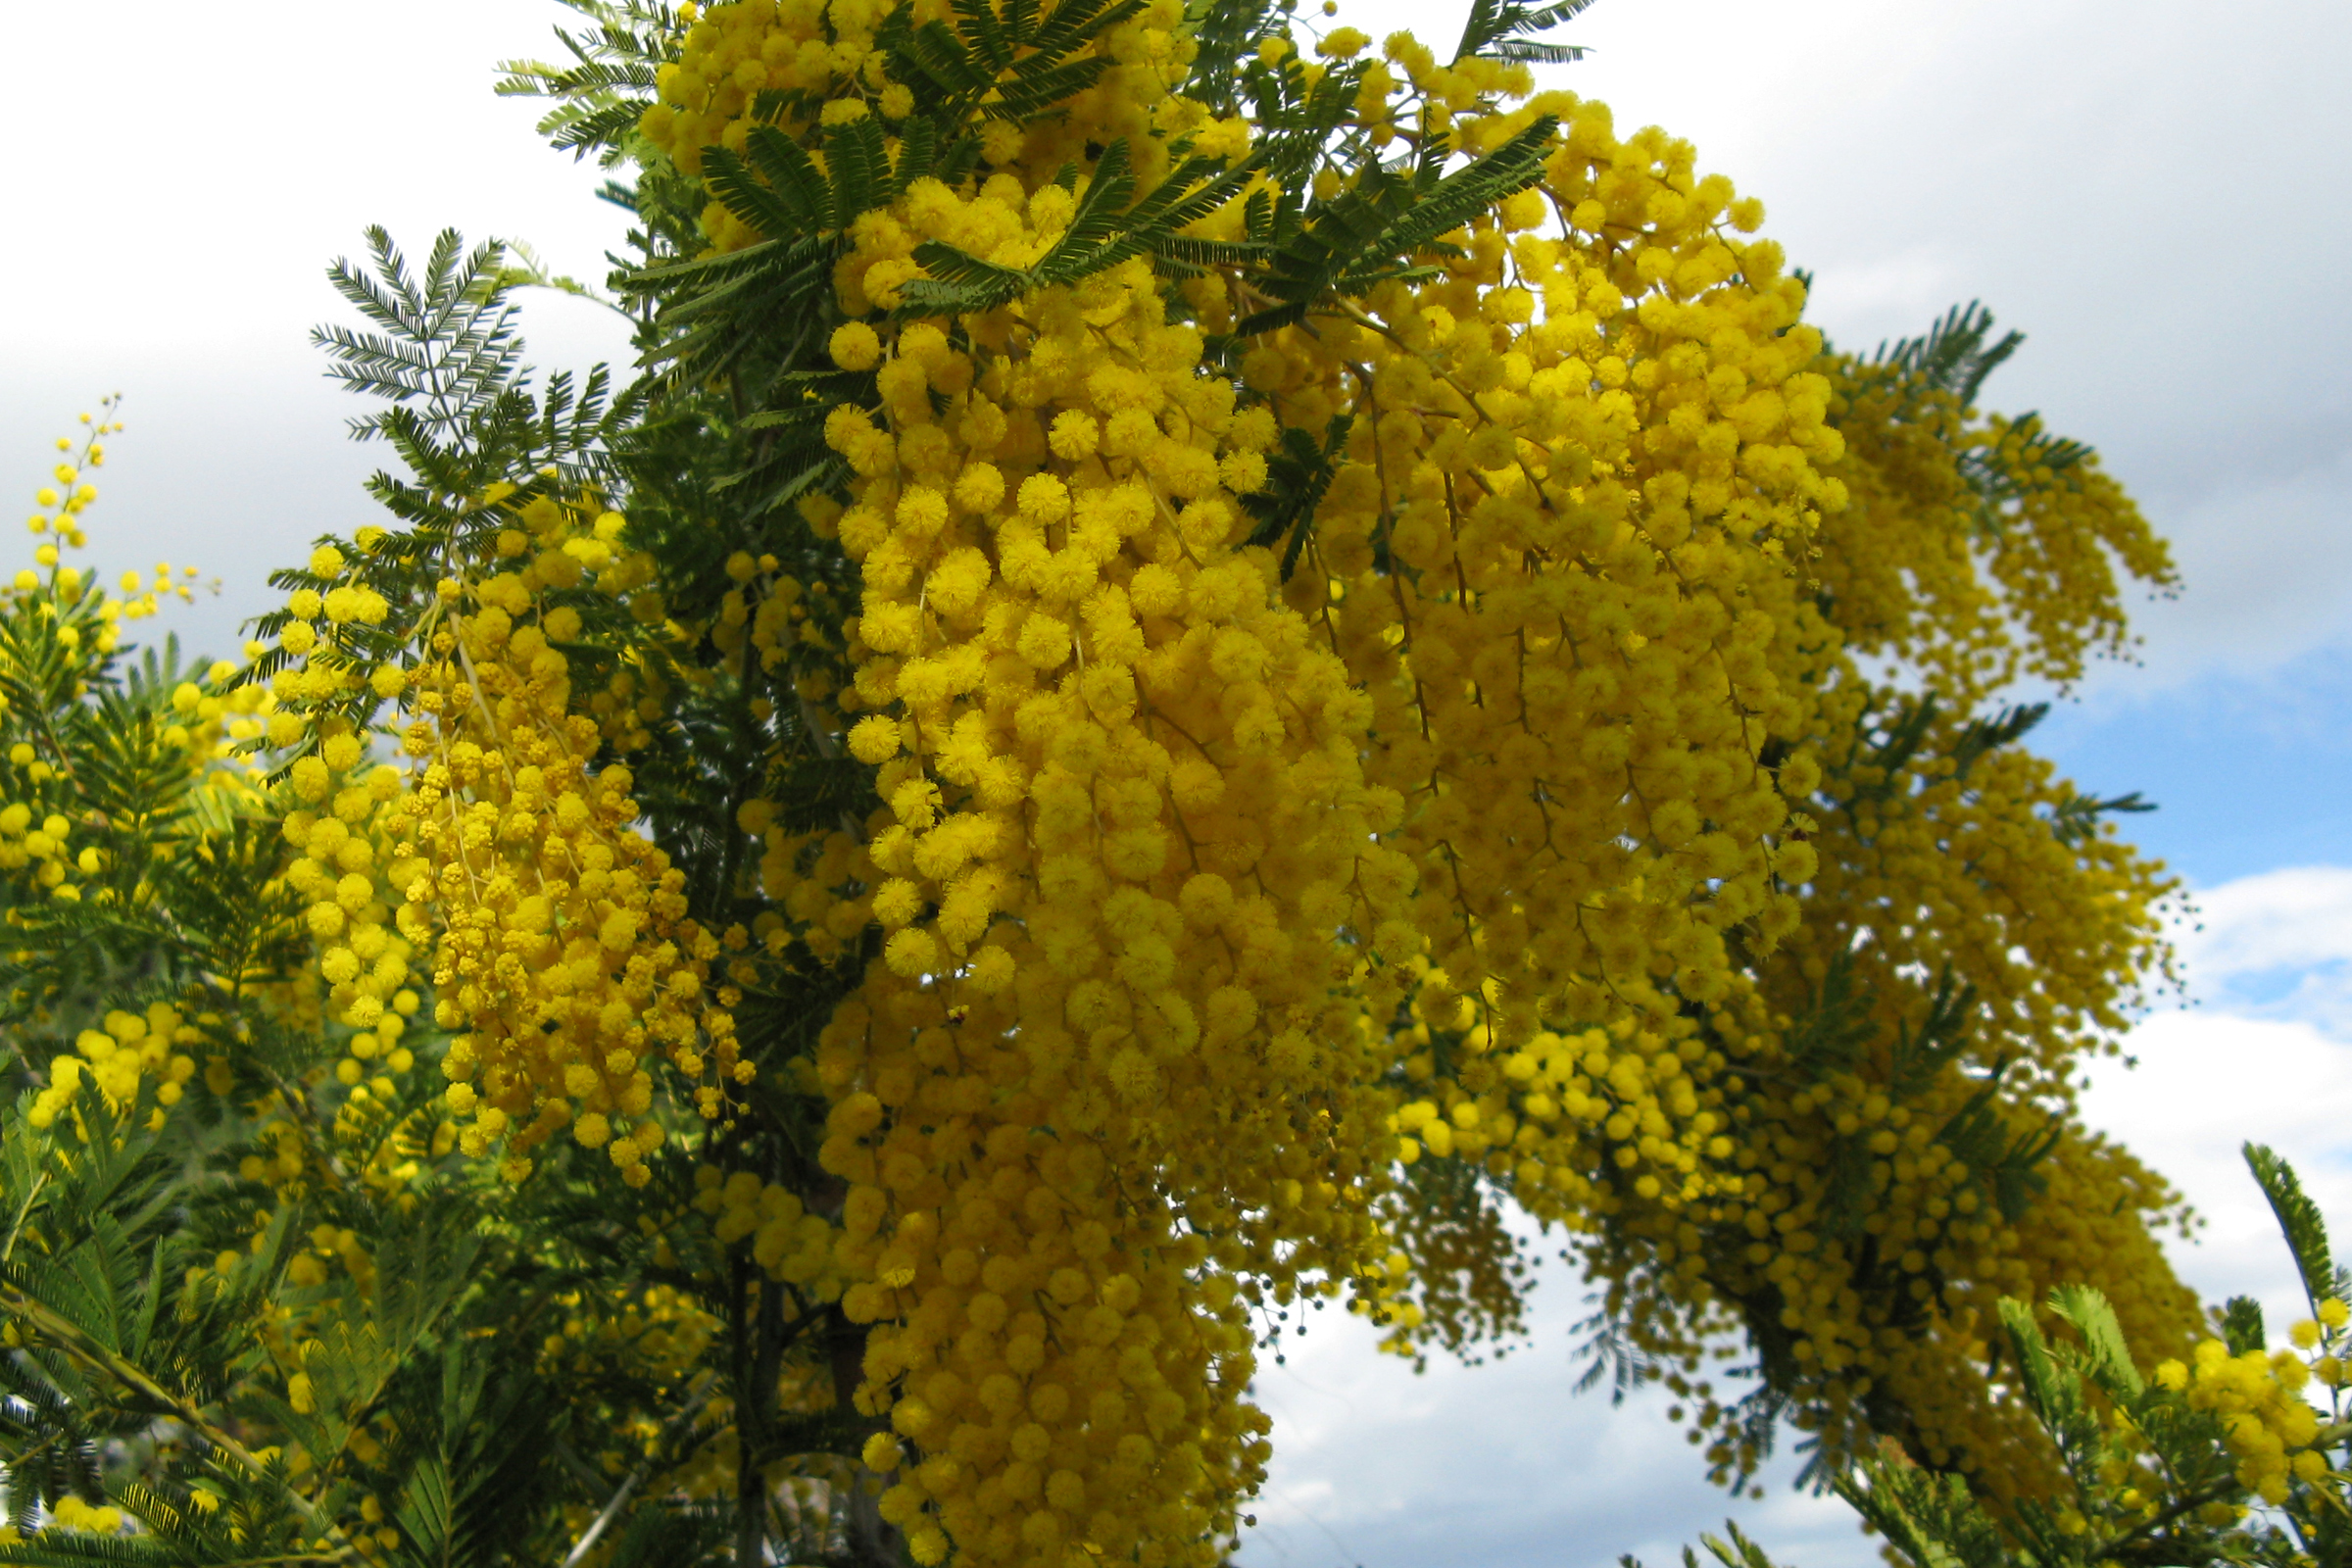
(313, 228, 528, 443)
(1454, 0, 1595, 65)
(2245, 1142, 2334, 1313)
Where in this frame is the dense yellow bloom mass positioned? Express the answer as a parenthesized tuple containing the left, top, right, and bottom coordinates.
(1209, 51, 2183, 1504)
(1533, 361, 2188, 1494)
(25, 1004, 201, 1130)
(699, 1164, 855, 1296)
(668, 43, 1392, 1568)
(264, 493, 744, 1184)
(1820, 343, 2175, 701)
(617, 0, 2200, 1547)
(645, 6, 1432, 1562)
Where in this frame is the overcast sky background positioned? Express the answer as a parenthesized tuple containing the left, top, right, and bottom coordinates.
(7, 1, 2348, 1565)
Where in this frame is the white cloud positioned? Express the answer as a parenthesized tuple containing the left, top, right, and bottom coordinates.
(1797, 249, 1969, 349)
(2083, 1009, 2352, 1329)
(2180, 865, 2352, 983)
(1243, 1293, 1871, 1568)
(2097, 866, 2352, 1319)
(2063, 450, 2352, 694)
(2164, 865, 2352, 1033)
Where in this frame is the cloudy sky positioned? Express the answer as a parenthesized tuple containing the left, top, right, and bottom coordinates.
(7, 1, 2347, 1565)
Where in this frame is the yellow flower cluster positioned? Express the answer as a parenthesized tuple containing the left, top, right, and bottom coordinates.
(540, 1282, 720, 1384)
(1362, 583, 2185, 1491)
(0, 797, 87, 892)
(2158, 1339, 2328, 1504)
(24, 1004, 201, 1131)
(274, 767, 424, 1048)
(41, 1496, 125, 1536)
(1525, 670, 2192, 1494)
(696, 1166, 853, 1296)
(260, 537, 432, 1095)
(285, 1221, 384, 1291)
(1265, 81, 1833, 1037)
(1618, 543, 2181, 1491)
(1383, 997, 1731, 1270)
(22, 405, 118, 557)
(647, 4, 1416, 1559)
(216, 1072, 448, 1215)
(15, 403, 217, 645)
(1205, 48, 1864, 1445)
(1819, 350, 2175, 701)
(1592, 1004, 2195, 1494)
(265, 494, 743, 1184)
(1230, 52, 2186, 1508)
(642, 0, 1223, 259)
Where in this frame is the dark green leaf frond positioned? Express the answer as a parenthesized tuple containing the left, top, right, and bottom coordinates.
(1454, 0, 1595, 65)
